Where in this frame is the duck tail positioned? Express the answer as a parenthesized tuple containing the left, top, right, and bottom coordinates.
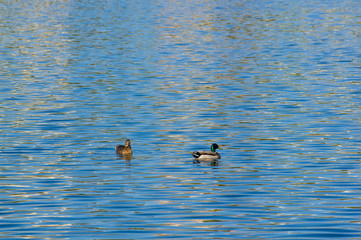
(192, 151, 201, 158)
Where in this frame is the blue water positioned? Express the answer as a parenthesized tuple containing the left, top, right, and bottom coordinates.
(1, 0, 361, 239)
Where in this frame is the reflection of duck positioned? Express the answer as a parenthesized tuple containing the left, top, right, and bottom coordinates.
(115, 139, 132, 155)
(192, 143, 221, 160)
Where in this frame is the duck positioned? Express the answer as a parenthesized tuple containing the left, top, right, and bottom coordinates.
(115, 139, 132, 155)
(192, 143, 221, 160)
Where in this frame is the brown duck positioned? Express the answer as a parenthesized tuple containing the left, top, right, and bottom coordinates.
(115, 139, 132, 155)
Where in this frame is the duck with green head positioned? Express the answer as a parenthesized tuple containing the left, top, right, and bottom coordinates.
(192, 143, 221, 160)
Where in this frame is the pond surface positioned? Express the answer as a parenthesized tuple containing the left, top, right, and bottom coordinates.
(1, 0, 361, 239)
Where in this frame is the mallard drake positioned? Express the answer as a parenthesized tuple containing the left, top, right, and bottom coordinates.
(115, 139, 132, 155)
(192, 143, 221, 160)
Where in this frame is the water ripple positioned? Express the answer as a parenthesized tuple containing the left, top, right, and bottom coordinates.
(1, 0, 361, 239)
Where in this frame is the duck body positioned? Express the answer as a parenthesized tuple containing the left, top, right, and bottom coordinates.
(192, 143, 221, 160)
(192, 150, 220, 160)
(116, 139, 132, 155)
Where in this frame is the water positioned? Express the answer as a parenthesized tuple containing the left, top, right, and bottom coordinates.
(1, 0, 361, 239)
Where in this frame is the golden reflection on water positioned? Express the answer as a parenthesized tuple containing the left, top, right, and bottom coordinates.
(2, 0, 361, 239)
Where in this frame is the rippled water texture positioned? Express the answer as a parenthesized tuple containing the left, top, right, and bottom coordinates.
(1, 0, 361, 239)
